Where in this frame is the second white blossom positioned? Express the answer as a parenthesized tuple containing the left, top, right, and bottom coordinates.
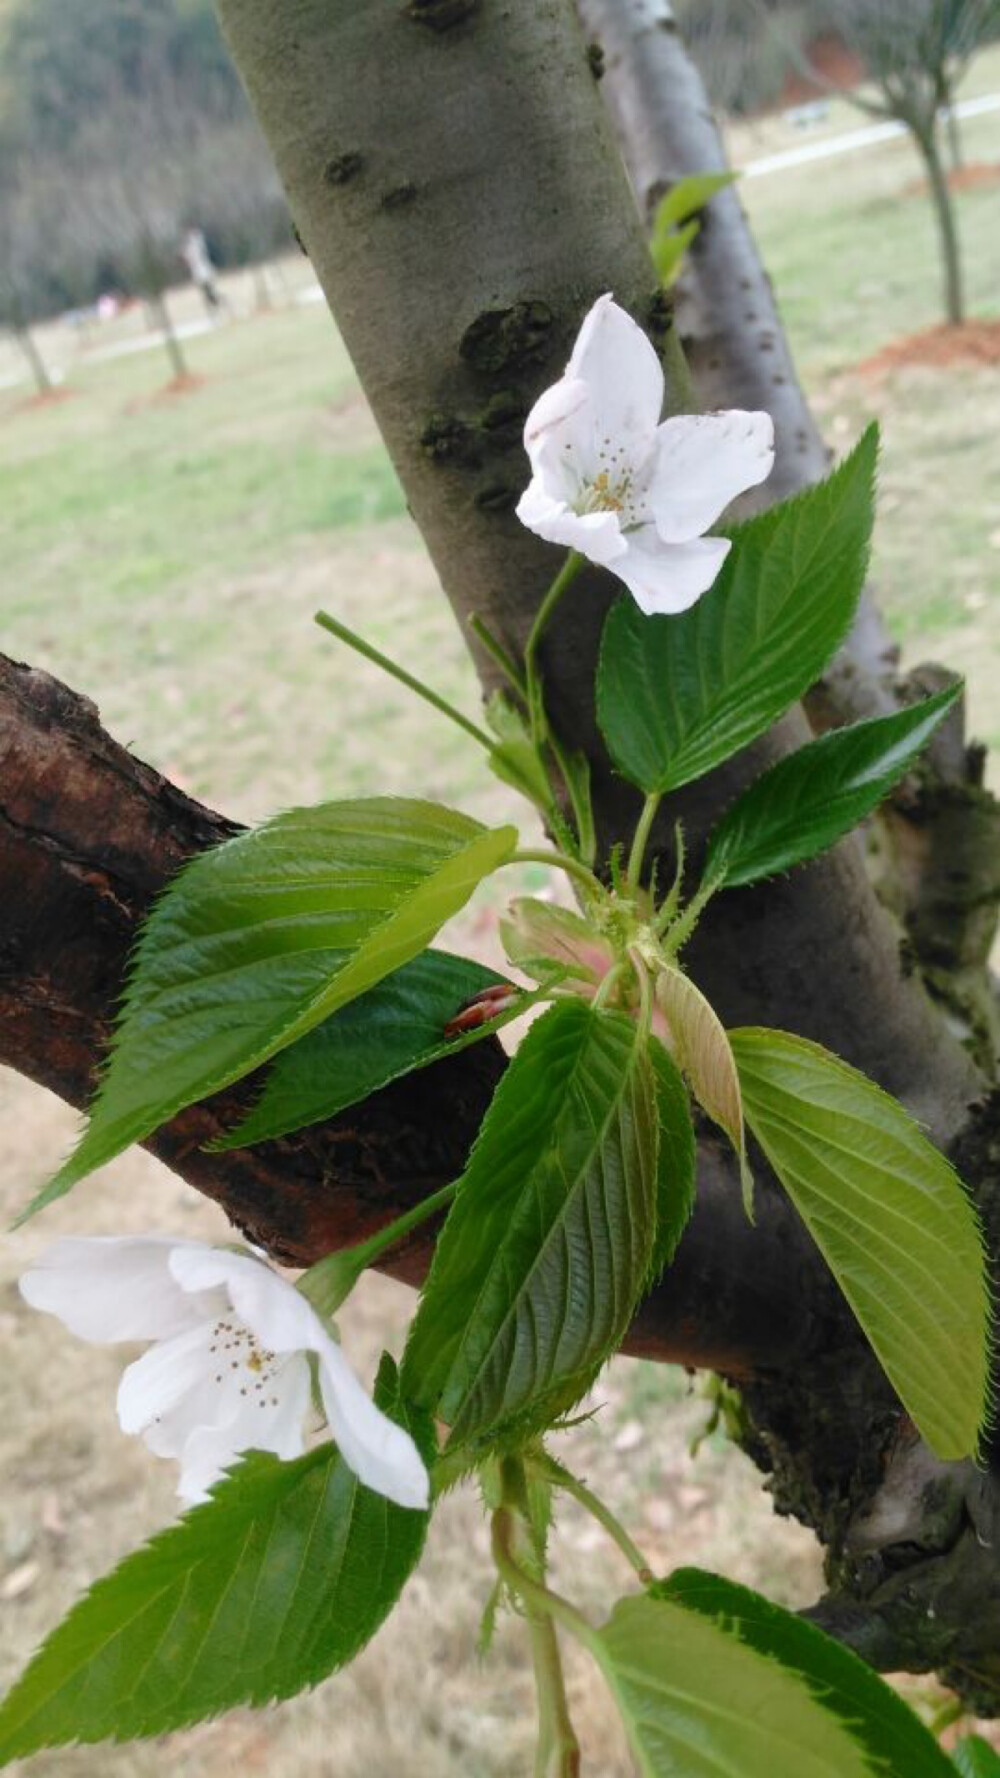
(20, 1235, 429, 1511)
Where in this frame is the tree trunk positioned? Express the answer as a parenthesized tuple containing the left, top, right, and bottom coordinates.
(944, 97, 964, 170)
(577, 0, 1000, 1061)
(577, 0, 829, 504)
(918, 119, 966, 325)
(16, 324, 52, 395)
(148, 288, 189, 380)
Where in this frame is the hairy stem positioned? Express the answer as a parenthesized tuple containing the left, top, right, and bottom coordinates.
(511, 849, 603, 899)
(627, 791, 662, 890)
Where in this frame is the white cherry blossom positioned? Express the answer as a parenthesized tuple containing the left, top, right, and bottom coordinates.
(20, 1235, 429, 1511)
(515, 293, 775, 615)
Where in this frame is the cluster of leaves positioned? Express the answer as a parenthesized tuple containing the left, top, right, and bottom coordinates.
(2, 424, 993, 1773)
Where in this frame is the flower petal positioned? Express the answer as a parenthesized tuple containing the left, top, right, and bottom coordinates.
(19, 1236, 220, 1344)
(565, 294, 663, 452)
(522, 374, 595, 492)
(649, 409, 775, 542)
(515, 482, 626, 566)
(168, 1245, 323, 1353)
(117, 1321, 220, 1434)
(174, 1354, 311, 1505)
(169, 1246, 429, 1508)
(317, 1334, 430, 1511)
(613, 531, 731, 616)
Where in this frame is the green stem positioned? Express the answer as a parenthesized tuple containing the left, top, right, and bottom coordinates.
(545, 732, 595, 867)
(492, 1503, 597, 1649)
(629, 947, 653, 1040)
(315, 609, 494, 752)
(470, 614, 528, 699)
(510, 849, 603, 898)
(654, 822, 686, 934)
(535, 1456, 653, 1584)
(929, 1695, 964, 1738)
(299, 1180, 457, 1317)
(592, 960, 628, 1012)
(526, 1607, 582, 1778)
(626, 791, 662, 890)
(524, 552, 585, 746)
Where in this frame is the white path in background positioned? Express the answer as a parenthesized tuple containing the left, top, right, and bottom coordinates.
(744, 91, 1000, 178)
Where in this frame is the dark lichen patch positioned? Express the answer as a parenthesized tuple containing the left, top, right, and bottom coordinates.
(477, 389, 527, 447)
(647, 287, 676, 345)
(381, 181, 418, 212)
(586, 40, 605, 78)
(474, 479, 517, 513)
(460, 301, 555, 376)
(406, 0, 478, 28)
(323, 151, 365, 187)
(420, 411, 481, 468)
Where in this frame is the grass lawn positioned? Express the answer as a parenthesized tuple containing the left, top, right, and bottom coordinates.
(1, 73, 998, 1777)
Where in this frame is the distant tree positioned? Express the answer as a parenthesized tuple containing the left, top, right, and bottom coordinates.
(68, 77, 196, 383)
(675, 0, 814, 114)
(0, 167, 59, 394)
(748, 0, 1000, 323)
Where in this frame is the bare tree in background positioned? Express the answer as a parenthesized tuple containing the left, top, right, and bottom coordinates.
(735, 0, 1000, 323)
(69, 68, 198, 384)
(0, 169, 58, 395)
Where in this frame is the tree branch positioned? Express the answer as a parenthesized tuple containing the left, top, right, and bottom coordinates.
(0, 651, 832, 1372)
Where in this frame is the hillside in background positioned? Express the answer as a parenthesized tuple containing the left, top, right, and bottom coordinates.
(0, 0, 289, 324)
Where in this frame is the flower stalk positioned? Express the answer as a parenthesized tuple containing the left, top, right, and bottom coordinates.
(298, 1181, 458, 1319)
(315, 608, 494, 752)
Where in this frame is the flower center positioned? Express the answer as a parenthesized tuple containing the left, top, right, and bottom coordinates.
(208, 1317, 284, 1409)
(582, 468, 628, 514)
(572, 438, 647, 529)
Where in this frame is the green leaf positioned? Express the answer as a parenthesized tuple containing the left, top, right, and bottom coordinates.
(0, 1358, 432, 1762)
(953, 1735, 1000, 1776)
(401, 999, 658, 1452)
(596, 427, 877, 794)
(704, 684, 961, 889)
(731, 1027, 991, 1460)
(652, 217, 699, 286)
(485, 691, 556, 813)
(649, 1038, 696, 1276)
(27, 799, 517, 1217)
(592, 1590, 876, 1778)
(651, 169, 739, 234)
(661, 1569, 955, 1778)
(213, 950, 505, 1149)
